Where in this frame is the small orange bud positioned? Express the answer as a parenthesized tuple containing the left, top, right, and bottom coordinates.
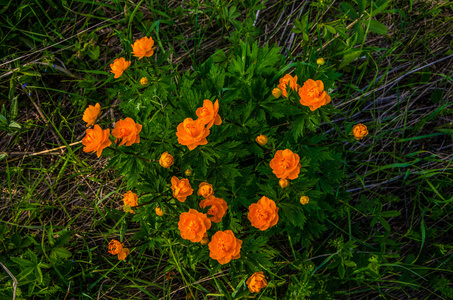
(256, 134, 268, 146)
(317, 58, 325, 65)
(159, 151, 174, 168)
(185, 169, 192, 176)
(140, 77, 148, 85)
(200, 237, 209, 245)
(279, 178, 289, 188)
(352, 124, 368, 140)
(300, 196, 309, 205)
(155, 206, 164, 216)
(272, 88, 282, 98)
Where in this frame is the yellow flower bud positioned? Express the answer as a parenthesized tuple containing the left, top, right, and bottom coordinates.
(316, 58, 325, 66)
(159, 151, 174, 168)
(200, 237, 209, 245)
(279, 178, 289, 188)
(123, 204, 132, 213)
(140, 77, 149, 86)
(255, 134, 268, 146)
(300, 196, 309, 205)
(155, 206, 164, 216)
(272, 88, 282, 98)
(185, 169, 192, 176)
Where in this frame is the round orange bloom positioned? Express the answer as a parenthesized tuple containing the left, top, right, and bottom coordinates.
(269, 149, 301, 180)
(131, 36, 156, 59)
(110, 57, 131, 79)
(352, 124, 368, 140)
(208, 230, 242, 265)
(278, 74, 299, 97)
(178, 209, 211, 242)
(199, 195, 228, 223)
(123, 191, 138, 213)
(300, 196, 309, 205)
(171, 176, 193, 202)
(279, 178, 289, 188)
(246, 271, 268, 293)
(112, 117, 142, 146)
(272, 88, 282, 98)
(159, 151, 174, 168)
(176, 118, 210, 151)
(108, 239, 123, 255)
(256, 134, 268, 146)
(195, 99, 222, 129)
(197, 182, 214, 198)
(248, 196, 279, 231)
(140, 77, 148, 86)
(155, 206, 164, 216)
(298, 79, 331, 111)
(118, 248, 130, 261)
(82, 125, 112, 158)
(83, 103, 101, 127)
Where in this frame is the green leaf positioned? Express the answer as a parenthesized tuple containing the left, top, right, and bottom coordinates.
(53, 231, 72, 248)
(380, 210, 401, 218)
(324, 24, 336, 34)
(339, 50, 363, 68)
(340, 2, 358, 19)
(50, 247, 72, 261)
(338, 263, 345, 278)
(358, 0, 369, 14)
(368, 19, 388, 35)
(370, 0, 390, 17)
(10, 96, 18, 121)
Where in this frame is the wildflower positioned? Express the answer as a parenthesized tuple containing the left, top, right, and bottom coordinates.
(82, 125, 112, 157)
(82, 103, 101, 127)
(178, 209, 211, 242)
(176, 118, 210, 150)
(131, 36, 156, 59)
(171, 176, 193, 202)
(155, 206, 164, 216)
(199, 195, 228, 223)
(352, 124, 368, 140)
(196, 99, 222, 129)
(278, 74, 299, 98)
(279, 178, 289, 188)
(123, 191, 138, 213)
(110, 57, 131, 79)
(200, 237, 209, 245)
(159, 151, 174, 168)
(255, 134, 268, 146)
(22, 83, 27, 88)
(108, 239, 130, 261)
(317, 58, 326, 65)
(140, 77, 148, 85)
(298, 79, 331, 111)
(197, 182, 214, 198)
(185, 169, 192, 176)
(208, 230, 242, 264)
(246, 271, 268, 293)
(272, 88, 282, 98)
(112, 117, 142, 146)
(248, 196, 279, 231)
(269, 149, 301, 180)
(300, 196, 309, 205)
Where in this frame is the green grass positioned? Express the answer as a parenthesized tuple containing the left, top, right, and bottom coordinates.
(1, 0, 453, 299)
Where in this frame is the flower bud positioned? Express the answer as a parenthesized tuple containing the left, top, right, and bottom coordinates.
(300, 196, 309, 205)
(185, 169, 192, 176)
(317, 58, 325, 66)
(352, 124, 368, 140)
(159, 151, 174, 168)
(200, 237, 209, 245)
(140, 77, 148, 85)
(255, 134, 268, 146)
(155, 206, 164, 216)
(272, 88, 282, 98)
(279, 178, 289, 188)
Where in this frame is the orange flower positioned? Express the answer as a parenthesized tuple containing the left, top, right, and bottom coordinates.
(300, 196, 309, 205)
(272, 88, 282, 98)
(197, 182, 214, 198)
(123, 191, 138, 213)
(82, 125, 112, 158)
(199, 195, 228, 223)
(140, 77, 148, 86)
(112, 117, 142, 146)
(195, 99, 222, 129)
(256, 134, 268, 146)
(131, 36, 156, 59)
(178, 209, 211, 242)
(248, 196, 279, 231)
(159, 151, 174, 168)
(246, 271, 268, 293)
(298, 79, 331, 111)
(208, 230, 242, 265)
(110, 57, 131, 79)
(352, 124, 368, 140)
(108, 239, 130, 261)
(278, 74, 299, 97)
(155, 206, 164, 216)
(176, 118, 210, 151)
(269, 149, 301, 180)
(171, 176, 193, 202)
(279, 178, 289, 188)
(83, 103, 101, 127)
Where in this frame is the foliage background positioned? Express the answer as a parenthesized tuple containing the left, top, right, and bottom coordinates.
(0, 0, 452, 299)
